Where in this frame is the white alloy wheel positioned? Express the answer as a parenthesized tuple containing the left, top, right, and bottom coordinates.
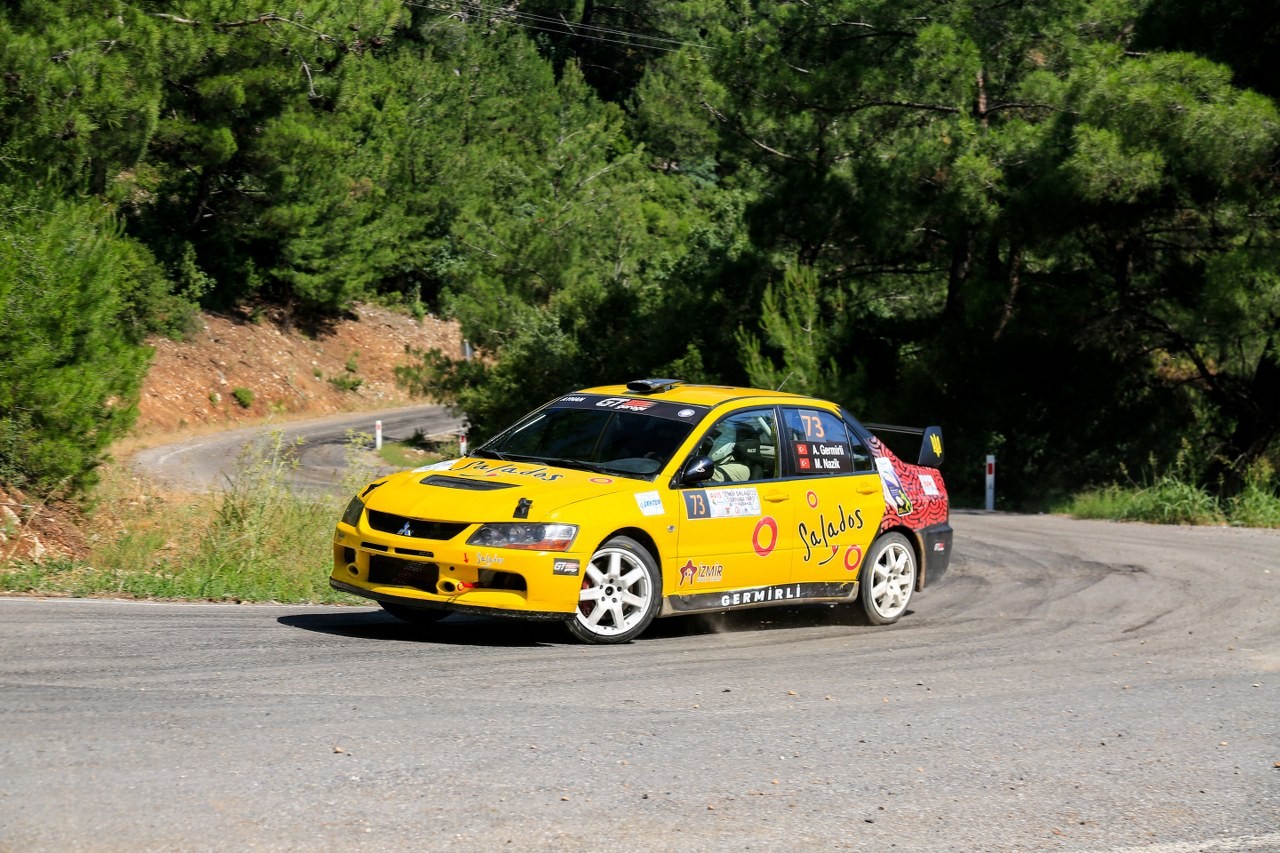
(567, 536, 660, 644)
(860, 532, 917, 625)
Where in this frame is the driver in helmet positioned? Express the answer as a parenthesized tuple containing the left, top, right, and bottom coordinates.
(707, 428, 750, 483)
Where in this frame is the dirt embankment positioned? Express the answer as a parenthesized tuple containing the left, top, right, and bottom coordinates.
(135, 303, 462, 438)
(1, 304, 462, 562)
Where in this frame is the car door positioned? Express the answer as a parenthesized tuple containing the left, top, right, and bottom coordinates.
(778, 406, 886, 584)
(671, 407, 794, 597)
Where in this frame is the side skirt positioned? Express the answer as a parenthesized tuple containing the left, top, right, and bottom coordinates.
(660, 581, 858, 618)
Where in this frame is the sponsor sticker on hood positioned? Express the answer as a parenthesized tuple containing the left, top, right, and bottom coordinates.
(414, 458, 460, 473)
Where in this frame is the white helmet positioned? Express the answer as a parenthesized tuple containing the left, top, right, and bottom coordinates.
(708, 429, 736, 464)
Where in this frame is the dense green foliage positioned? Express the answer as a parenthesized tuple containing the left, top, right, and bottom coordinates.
(2, 0, 1277, 508)
(0, 192, 160, 492)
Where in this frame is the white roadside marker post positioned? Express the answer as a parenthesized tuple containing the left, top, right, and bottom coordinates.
(375, 419, 383, 451)
(985, 454, 996, 511)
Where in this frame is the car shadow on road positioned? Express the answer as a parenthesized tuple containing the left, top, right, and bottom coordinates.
(277, 610, 566, 647)
(278, 603, 889, 647)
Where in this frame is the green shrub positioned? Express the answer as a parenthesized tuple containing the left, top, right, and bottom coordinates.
(1123, 474, 1223, 525)
(328, 374, 363, 392)
(1058, 484, 1132, 520)
(0, 191, 154, 495)
(231, 387, 254, 408)
(1226, 463, 1280, 528)
(1059, 448, 1225, 526)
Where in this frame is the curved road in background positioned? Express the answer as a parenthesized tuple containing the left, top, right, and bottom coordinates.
(4, 407, 1278, 851)
(130, 404, 463, 493)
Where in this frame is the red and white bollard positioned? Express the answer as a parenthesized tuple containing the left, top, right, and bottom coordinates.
(985, 454, 995, 511)
(375, 419, 383, 451)
(458, 431, 468, 457)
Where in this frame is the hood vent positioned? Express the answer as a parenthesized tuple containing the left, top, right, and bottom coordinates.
(419, 475, 516, 491)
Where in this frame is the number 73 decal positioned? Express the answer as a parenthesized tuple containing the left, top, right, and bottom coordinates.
(682, 487, 763, 519)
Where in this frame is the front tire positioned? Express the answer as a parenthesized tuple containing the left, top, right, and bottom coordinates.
(566, 536, 661, 644)
(859, 532, 916, 625)
(379, 601, 447, 625)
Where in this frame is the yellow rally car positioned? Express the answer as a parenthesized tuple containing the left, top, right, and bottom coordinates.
(331, 379, 952, 644)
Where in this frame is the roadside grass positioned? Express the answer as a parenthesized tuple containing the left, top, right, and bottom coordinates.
(0, 430, 385, 603)
(1225, 475, 1280, 528)
(376, 429, 460, 469)
(1059, 459, 1280, 528)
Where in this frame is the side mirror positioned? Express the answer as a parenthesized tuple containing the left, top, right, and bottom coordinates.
(680, 455, 716, 485)
(917, 426, 944, 468)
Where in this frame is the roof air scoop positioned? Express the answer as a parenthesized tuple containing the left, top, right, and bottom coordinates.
(625, 378, 683, 394)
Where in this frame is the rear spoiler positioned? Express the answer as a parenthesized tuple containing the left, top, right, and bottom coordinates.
(863, 423, 945, 468)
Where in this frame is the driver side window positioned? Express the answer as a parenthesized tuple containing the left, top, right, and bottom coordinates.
(696, 408, 778, 483)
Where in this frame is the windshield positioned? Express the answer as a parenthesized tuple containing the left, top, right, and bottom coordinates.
(478, 402, 701, 478)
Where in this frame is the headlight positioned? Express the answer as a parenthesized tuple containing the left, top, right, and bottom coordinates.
(340, 495, 365, 527)
(340, 482, 383, 527)
(466, 523, 578, 552)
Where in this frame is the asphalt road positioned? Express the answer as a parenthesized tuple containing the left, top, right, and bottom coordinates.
(129, 404, 464, 493)
(2, 512, 1278, 852)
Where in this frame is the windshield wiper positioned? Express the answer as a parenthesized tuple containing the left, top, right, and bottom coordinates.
(474, 453, 627, 476)
(539, 457, 609, 474)
(477, 449, 571, 467)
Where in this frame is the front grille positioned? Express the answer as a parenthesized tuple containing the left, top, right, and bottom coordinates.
(369, 556, 440, 592)
(366, 510, 467, 540)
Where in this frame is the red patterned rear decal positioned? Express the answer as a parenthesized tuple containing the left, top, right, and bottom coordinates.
(867, 437, 949, 532)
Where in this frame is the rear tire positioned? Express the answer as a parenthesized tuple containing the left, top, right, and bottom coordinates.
(566, 536, 661, 644)
(859, 532, 916, 625)
(379, 601, 447, 625)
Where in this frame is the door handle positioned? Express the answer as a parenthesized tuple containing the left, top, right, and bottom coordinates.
(763, 491, 790, 503)
(856, 484, 879, 495)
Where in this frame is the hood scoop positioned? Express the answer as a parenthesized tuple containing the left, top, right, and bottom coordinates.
(420, 474, 516, 491)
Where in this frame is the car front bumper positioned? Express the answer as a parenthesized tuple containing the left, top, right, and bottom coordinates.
(331, 522, 587, 618)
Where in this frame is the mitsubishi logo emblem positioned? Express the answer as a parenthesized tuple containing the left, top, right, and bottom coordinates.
(398, 522, 413, 537)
